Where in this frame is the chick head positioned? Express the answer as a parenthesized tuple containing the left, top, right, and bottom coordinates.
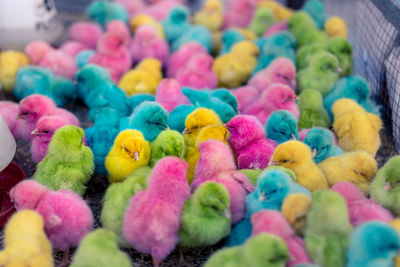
(263, 83, 298, 108)
(266, 110, 299, 143)
(340, 75, 370, 102)
(133, 102, 169, 139)
(303, 127, 334, 161)
(169, 5, 190, 24)
(130, 14, 155, 32)
(194, 182, 231, 218)
(226, 115, 265, 150)
(10, 180, 48, 210)
(324, 16, 347, 38)
(230, 41, 259, 58)
(268, 57, 297, 89)
(152, 130, 186, 158)
(281, 193, 312, 234)
(288, 11, 316, 35)
(32, 115, 68, 142)
(327, 37, 352, 56)
(184, 108, 222, 135)
(115, 130, 146, 161)
(342, 151, 377, 184)
(251, 210, 294, 238)
(298, 89, 323, 110)
(76, 64, 112, 94)
(0, 51, 30, 90)
(255, 169, 291, 203)
(243, 233, 289, 266)
(204, 0, 223, 13)
(309, 51, 340, 75)
(5, 209, 45, 236)
(383, 156, 400, 190)
(48, 125, 86, 152)
(136, 57, 162, 73)
(270, 141, 312, 169)
(134, 25, 159, 46)
(331, 98, 366, 118)
(211, 89, 238, 112)
(18, 94, 57, 123)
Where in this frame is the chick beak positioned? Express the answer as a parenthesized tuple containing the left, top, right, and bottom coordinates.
(31, 129, 41, 136)
(182, 128, 191, 135)
(16, 114, 26, 120)
(269, 158, 278, 166)
(336, 66, 342, 73)
(312, 149, 317, 158)
(223, 209, 231, 218)
(259, 195, 267, 202)
(385, 182, 391, 191)
(133, 151, 140, 161)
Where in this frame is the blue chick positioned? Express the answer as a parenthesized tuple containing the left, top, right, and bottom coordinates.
(303, 127, 343, 164)
(75, 64, 113, 103)
(75, 50, 95, 68)
(219, 29, 245, 55)
(181, 87, 210, 105)
(168, 105, 196, 133)
(162, 5, 191, 44)
(266, 110, 299, 144)
(86, 0, 128, 29)
(347, 221, 400, 267)
(171, 25, 214, 53)
(51, 76, 76, 106)
(324, 75, 381, 120)
(128, 94, 155, 112)
(211, 89, 238, 113)
(120, 101, 169, 141)
(302, 0, 327, 29)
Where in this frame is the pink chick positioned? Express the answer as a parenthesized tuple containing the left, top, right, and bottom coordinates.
(130, 25, 169, 66)
(68, 22, 104, 49)
(10, 180, 93, 260)
(226, 115, 276, 169)
(122, 157, 190, 267)
(230, 85, 259, 114)
(25, 40, 52, 65)
(89, 32, 132, 83)
(59, 41, 89, 57)
(244, 83, 299, 124)
(223, 0, 255, 29)
(299, 128, 339, 145)
(155, 79, 190, 112)
(17, 94, 79, 142)
(0, 101, 23, 139)
(30, 115, 70, 163)
(167, 42, 208, 78)
(114, 0, 146, 19)
(106, 20, 131, 46)
(142, 0, 183, 21)
(248, 57, 297, 93)
(192, 139, 255, 224)
(251, 210, 312, 267)
(331, 182, 393, 227)
(176, 54, 218, 90)
(264, 21, 289, 37)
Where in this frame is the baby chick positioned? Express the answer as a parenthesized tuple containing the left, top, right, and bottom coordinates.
(298, 89, 331, 130)
(0, 50, 30, 93)
(130, 14, 165, 39)
(105, 130, 151, 183)
(318, 151, 377, 194)
(150, 129, 186, 166)
(120, 101, 169, 142)
(168, 105, 196, 133)
(269, 140, 329, 191)
(205, 233, 289, 267)
(213, 41, 259, 88)
(70, 229, 132, 267)
(0, 210, 53, 267)
(303, 127, 343, 164)
(86, 0, 128, 29)
(305, 190, 353, 267)
(281, 193, 312, 236)
(122, 157, 190, 267)
(33, 125, 94, 196)
(118, 58, 163, 96)
(324, 16, 347, 38)
(193, 0, 223, 32)
(332, 98, 382, 157)
(248, 7, 275, 37)
(179, 182, 231, 247)
(266, 110, 299, 144)
(371, 156, 400, 215)
(101, 167, 152, 247)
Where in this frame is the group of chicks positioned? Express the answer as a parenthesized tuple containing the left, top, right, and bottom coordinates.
(0, 0, 400, 266)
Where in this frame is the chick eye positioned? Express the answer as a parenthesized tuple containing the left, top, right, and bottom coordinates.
(279, 131, 286, 135)
(271, 189, 277, 194)
(44, 130, 49, 134)
(193, 125, 199, 130)
(210, 205, 219, 211)
(23, 112, 29, 116)
(281, 160, 288, 163)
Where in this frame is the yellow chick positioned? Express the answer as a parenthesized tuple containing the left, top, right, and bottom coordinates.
(257, 1, 293, 21)
(213, 41, 259, 88)
(105, 130, 151, 183)
(269, 140, 329, 191)
(324, 16, 348, 39)
(233, 28, 258, 41)
(0, 210, 53, 267)
(318, 151, 377, 195)
(332, 99, 382, 157)
(130, 14, 165, 39)
(0, 50, 30, 93)
(389, 219, 400, 267)
(281, 193, 312, 236)
(193, 0, 223, 32)
(183, 107, 223, 147)
(186, 124, 230, 183)
(118, 58, 162, 96)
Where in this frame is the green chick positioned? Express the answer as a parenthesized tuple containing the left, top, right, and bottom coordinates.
(370, 156, 400, 215)
(297, 89, 330, 130)
(288, 11, 317, 40)
(305, 190, 353, 267)
(149, 129, 186, 167)
(248, 7, 275, 37)
(296, 28, 328, 48)
(70, 229, 132, 267)
(204, 233, 289, 267)
(297, 51, 341, 96)
(296, 42, 326, 70)
(179, 182, 231, 247)
(101, 166, 152, 247)
(33, 125, 94, 196)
